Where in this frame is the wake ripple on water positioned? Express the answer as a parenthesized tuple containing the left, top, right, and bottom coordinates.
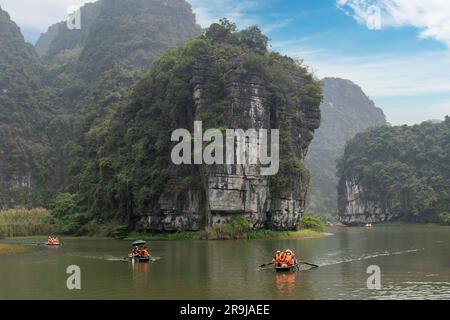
(64, 253, 162, 263)
(315, 248, 423, 267)
(371, 281, 450, 300)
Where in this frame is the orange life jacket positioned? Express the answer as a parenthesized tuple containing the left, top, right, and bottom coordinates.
(286, 254, 293, 266)
(275, 253, 281, 263)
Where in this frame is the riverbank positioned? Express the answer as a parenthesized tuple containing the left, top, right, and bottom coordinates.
(0, 243, 30, 255)
(125, 229, 331, 241)
(373, 222, 443, 228)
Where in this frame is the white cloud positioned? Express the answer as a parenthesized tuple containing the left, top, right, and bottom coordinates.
(189, 0, 289, 33)
(382, 99, 450, 125)
(337, 0, 450, 48)
(0, 0, 95, 33)
(299, 50, 450, 98)
(279, 40, 450, 124)
(0, 0, 287, 37)
(189, 0, 259, 28)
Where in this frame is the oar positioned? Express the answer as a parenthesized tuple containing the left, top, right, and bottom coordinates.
(299, 261, 319, 268)
(123, 256, 157, 262)
(259, 261, 274, 268)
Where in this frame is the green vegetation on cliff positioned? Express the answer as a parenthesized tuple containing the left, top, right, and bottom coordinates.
(0, 0, 201, 218)
(337, 118, 450, 223)
(0, 7, 58, 209)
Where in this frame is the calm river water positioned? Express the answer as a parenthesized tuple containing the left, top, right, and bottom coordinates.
(0, 225, 449, 300)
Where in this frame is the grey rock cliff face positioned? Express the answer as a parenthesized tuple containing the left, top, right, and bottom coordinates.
(35, 1, 102, 59)
(338, 178, 399, 225)
(136, 55, 321, 232)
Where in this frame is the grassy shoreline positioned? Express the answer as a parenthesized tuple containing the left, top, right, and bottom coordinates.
(0, 208, 59, 238)
(125, 229, 332, 241)
(0, 243, 30, 255)
(2, 229, 331, 242)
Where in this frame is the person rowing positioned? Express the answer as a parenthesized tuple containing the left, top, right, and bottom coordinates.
(285, 249, 296, 267)
(129, 246, 140, 258)
(141, 246, 150, 257)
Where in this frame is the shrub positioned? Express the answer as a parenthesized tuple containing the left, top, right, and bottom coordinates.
(438, 212, 450, 225)
(301, 213, 325, 232)
(48, 193, 79, 218)
(207, 215, 251, 240)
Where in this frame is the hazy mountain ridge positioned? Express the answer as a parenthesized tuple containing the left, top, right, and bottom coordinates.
(0, 7, 56, 208)
(306, 77, 387, 218)
(0, 0, 202, 213)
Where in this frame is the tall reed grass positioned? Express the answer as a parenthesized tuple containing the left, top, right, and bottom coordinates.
(0, 208, 59, 238)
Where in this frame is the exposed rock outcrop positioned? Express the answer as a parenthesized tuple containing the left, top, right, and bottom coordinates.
(338, 178, 399, 225)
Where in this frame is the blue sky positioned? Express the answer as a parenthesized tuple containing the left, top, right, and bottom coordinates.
(1, 0, 450, 125)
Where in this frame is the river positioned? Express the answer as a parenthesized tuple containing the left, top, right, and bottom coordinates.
(0, 225, 449, 300)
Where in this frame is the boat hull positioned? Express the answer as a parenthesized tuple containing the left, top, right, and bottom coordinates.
(129, 256, 150, 263)
(275, 264, 297, 272)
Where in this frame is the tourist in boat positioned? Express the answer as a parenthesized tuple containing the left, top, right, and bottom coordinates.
(285, 251, 293, 267)
(129, 246, 140, 258)
(280, 251, 287, 265)
(285, 249, 297, 267)
(141, 246, 150, 257)
(273, 250, 282, 267)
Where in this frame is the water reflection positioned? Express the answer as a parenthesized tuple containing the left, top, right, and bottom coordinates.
(274, 272, 297, 297)
(131, 262, 149, 275)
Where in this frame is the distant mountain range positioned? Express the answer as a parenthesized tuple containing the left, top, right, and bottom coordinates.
(306, 78, 387, 219)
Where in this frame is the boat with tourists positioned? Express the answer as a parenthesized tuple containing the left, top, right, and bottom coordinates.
(46, 236, 61, 246)
(274, 249, 298, 272)
(258, 249, 318, 272)
(127, 240, 152, 263)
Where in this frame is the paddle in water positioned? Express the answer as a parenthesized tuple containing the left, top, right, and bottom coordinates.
(259, 261, 274, 268)
(298, 261, 319, 268)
